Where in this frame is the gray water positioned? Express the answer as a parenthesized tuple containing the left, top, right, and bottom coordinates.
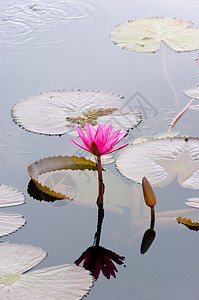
(1, 0, 199, 299)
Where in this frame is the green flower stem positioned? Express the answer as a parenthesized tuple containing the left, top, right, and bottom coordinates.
(97, 156, 103, 203)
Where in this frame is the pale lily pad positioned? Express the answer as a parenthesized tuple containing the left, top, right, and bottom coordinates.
(189, 104, 199, 111)
(0, 184, 25, 208)
(0, 213, 26, 237)
(111, 17, 199, 53)
(28, 156, 131, 213)
(185, 198, 199, 208)
(0, 184, 26, 237)
(12, 90, 142, 135)
(154, 131, 180, 139)
(183, 87, 199, 99)
(116, 138, 199, 188)
(0, 243, 93, 300)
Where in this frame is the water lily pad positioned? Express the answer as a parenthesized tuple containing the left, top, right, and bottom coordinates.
(183, 87, 199, 99)
(111, 17, 199, 53)
(0, 184, 25, 208)
(0, 243, 93, 299)
(185, 198, 199, 209)
(0, 184, 26, 237)
(154, 131, 180, 139)
(0, 213, 26, 237)
(28, 156, 131, 213)
(189, 104, 199, 111)
(12, 90, 142, 135)
(176, 216, 199, 231)
(116, 138, 199, 188)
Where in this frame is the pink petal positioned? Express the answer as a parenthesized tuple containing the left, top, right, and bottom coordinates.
(85, 122, 96, 140)
(114, 131, 127, 144)
(76, 127, 91, 149)
(94, 124, 104, 152)
(107, 129, 121, 143)
(70, 138, 91, 153)
(105, 143, 128, 154)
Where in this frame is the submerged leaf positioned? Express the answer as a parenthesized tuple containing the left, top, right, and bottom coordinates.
(176, 216, 199, 231)
(116, 137, 199, 188)
(28, 156, 131, 213)
(12, 90, 142, 135)
(111, 17, 199, 53)
(0, 243, 93, 299)
(0, 184, 25, 208)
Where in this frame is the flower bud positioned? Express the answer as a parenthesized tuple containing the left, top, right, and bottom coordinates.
(142, 176, 156, 207)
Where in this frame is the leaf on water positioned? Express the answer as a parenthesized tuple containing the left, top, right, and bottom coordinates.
(116, 137, 199, 188)
(11, 90, 142, 135)
(183, 87, 199, 100)
(28, 156, 97, 199)
(28, 156, 131, 213)
(0, 184, 26, 237)
(133, 137, 149, 145)
(0, 243, 93, 300)
(189, 104, 199, 111)
(0, 184, 25, 208)
(0, 212, 26, 237)
(176, 216, 199, 231)
(185, 198, 199, 209)
(154, 131, 180, 139)
(111, 17, 199, 53)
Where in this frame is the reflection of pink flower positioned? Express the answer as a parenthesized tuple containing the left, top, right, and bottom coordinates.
(75, 246, 125, 280)
(71, 122, 128, 156)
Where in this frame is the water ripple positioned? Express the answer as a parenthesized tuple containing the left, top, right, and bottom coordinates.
(0, 0, 95, 54)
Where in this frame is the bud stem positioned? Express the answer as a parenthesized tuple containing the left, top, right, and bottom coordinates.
(150, 206, 155, 220)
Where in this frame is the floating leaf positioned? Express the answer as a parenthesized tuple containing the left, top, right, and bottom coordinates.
(154, 131, 180, 139)
(0, 243, 93, 299)
(0, 184, 26, 237)
(0, 213, 26, 237)
(185, 198, 199, 209)
(133, 137, 149, 145)
(116, 138, 199, 188)
(0, 184, 25, 208)
(12, 90, 142, 135)
(111, 17, 199, 53)
(189, 104, 199, 111)
(183, 87, 199, 100)
(176, 216, 199, 231)
(28, 156, 131, 213)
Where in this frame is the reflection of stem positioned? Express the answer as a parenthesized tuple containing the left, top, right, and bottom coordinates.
(168, 98, 195, 132)
(94, 202, 104, 246)
(97, 156, 103, 203)
(150, 217, 155, 230)
(162, 46, 180, 109)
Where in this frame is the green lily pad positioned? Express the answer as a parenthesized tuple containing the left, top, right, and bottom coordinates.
(111, 17, 199, 53)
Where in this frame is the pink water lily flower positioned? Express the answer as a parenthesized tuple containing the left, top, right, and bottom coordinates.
(71, 122, 128, 156)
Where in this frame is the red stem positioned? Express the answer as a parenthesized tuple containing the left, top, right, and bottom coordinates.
(168, 99, 195, 132)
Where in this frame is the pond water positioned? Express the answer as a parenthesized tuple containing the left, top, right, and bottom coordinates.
(1, 0, 199, 299)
